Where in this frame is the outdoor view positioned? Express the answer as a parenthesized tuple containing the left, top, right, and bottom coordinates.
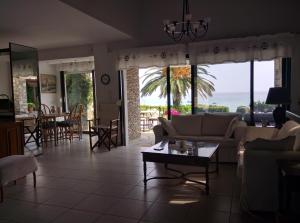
(65, 72, 94, 131)
(139, 60, 277, 127)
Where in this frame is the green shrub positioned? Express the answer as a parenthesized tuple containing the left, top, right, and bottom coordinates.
(140, 104, 229, 114)
(236, 106, 250, 114)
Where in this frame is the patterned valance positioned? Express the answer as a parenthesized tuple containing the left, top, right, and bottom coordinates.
(56, 61, 94, 73)
(117, 44, 187, 69)
(116, 33, 294, 69)
(189, 33, 294, 65)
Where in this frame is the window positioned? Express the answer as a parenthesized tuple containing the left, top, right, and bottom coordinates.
(195, 62, 250, 117)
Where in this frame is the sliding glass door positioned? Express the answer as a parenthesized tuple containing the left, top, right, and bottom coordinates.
(137, 58, 289, 126)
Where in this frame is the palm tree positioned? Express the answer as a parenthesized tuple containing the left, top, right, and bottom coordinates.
(140, 66, 215, 108)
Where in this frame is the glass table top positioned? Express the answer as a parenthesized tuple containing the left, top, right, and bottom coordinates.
(142, 141, 219, 158)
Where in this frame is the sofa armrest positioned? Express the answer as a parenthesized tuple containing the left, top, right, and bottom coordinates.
(153, 125, 167, 144)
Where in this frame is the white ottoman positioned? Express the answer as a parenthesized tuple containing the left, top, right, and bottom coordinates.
(0, 155, 38, 202)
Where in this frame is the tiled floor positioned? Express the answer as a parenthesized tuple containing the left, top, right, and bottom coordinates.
(0, 136, 275, 223)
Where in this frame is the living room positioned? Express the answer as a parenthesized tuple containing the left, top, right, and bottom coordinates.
(1, 0, 300, 223)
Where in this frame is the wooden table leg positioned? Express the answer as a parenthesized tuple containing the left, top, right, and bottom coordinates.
(205, 164, 209, 195)
(143, 161, 147, 186)
(216, 149, 219, 174)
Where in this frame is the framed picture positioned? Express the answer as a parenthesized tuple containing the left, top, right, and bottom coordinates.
(41, 74, 56, 93)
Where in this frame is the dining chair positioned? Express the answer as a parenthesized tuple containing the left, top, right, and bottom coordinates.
(38, 109, 56, 147)
(23, 116, 40, 147)
(40, 104, 51, 114)
(57, 103, 83, 142)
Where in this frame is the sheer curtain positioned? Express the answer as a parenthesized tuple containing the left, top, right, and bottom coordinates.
(56, 61, 94, 73)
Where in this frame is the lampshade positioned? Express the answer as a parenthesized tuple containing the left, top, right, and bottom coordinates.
(266, 87, 290, 105)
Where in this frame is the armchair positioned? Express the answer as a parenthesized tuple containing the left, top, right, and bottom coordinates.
(238, 120, 300, 212)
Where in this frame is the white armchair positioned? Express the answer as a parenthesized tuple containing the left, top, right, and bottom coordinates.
(238, 121, 300, 212)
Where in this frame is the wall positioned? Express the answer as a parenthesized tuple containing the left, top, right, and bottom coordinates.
(93, 44, 119, 107)
(39, 45, 93, 61)
(39, 62, 61, 108)
(0, 55, 11, 98)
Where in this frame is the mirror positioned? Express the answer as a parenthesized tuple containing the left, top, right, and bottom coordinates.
(10, 43, 40, 116)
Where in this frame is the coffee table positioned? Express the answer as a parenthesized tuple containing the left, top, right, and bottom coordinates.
(142, 141, 219, 195)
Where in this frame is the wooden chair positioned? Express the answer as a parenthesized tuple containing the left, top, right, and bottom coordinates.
(23, 116, 40, 147)
(38, 107, 56, 147)
(88, 118, 119, 151)
(57, 103, 83, 141)
(40, 104, 51, 114)
(89, 103, 120, 151)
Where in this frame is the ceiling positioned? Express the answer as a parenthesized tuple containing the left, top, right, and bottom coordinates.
(0, 0, 299, 51)
(0, 0, 130, 49)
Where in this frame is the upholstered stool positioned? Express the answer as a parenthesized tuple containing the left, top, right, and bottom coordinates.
(0, 155, 38, 202)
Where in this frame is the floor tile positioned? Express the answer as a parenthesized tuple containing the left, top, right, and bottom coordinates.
(3, 135, 243, 223)
(51, 209, 100, 223)
(95, 215, 138, 223)
(74, 194, 121, 213)
(107, 199, 152, 219)
(44, 190, 88, 208)
(142, 202, 190, 223)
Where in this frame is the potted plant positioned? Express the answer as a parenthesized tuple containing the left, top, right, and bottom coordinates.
(27, 102, 36, 113)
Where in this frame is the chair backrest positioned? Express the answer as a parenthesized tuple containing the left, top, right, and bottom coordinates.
(40, 104, 51, 115)
(98, 103, 119, 125)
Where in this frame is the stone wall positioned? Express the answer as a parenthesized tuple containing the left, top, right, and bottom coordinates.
(13, 77, 28, 113)
(126, 68, 141, 140)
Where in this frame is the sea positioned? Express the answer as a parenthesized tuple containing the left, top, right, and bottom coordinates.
(140, 91, 268, 112)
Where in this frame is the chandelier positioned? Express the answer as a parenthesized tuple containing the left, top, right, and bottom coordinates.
(163, 0, 210, 42)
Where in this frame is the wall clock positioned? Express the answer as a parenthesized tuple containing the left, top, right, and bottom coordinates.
(101, 73, 110, 85)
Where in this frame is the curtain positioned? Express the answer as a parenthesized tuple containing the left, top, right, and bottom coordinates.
(56, 61, 94, 73)
(116, 33, 294, 69)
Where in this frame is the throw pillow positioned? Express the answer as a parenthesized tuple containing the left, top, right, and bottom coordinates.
(244, 136, 296, 151)
(158, 117, 177, 137)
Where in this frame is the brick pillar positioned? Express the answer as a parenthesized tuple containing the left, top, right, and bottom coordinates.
(126, 68, 141, 140)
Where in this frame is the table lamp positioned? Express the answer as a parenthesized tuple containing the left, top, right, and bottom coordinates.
(266, 87, 290, 128)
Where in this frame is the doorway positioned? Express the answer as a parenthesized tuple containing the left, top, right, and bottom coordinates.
(63, 72, 95, 131)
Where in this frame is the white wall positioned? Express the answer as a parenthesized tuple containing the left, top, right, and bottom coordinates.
(0, 55, 11, 98)
(93, 44, 119, 106)
(39, 62, 61, 108)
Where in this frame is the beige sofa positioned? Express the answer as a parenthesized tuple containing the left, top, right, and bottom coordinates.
(238, 120, 300, 212)
(153, 113, 247, 162)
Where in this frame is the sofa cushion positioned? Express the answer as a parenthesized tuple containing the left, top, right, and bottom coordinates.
(244, 136, 295, 151)
(158, 117, 177, 137)
(171, 115, 203, 136)
(202, 113, 237, 136)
